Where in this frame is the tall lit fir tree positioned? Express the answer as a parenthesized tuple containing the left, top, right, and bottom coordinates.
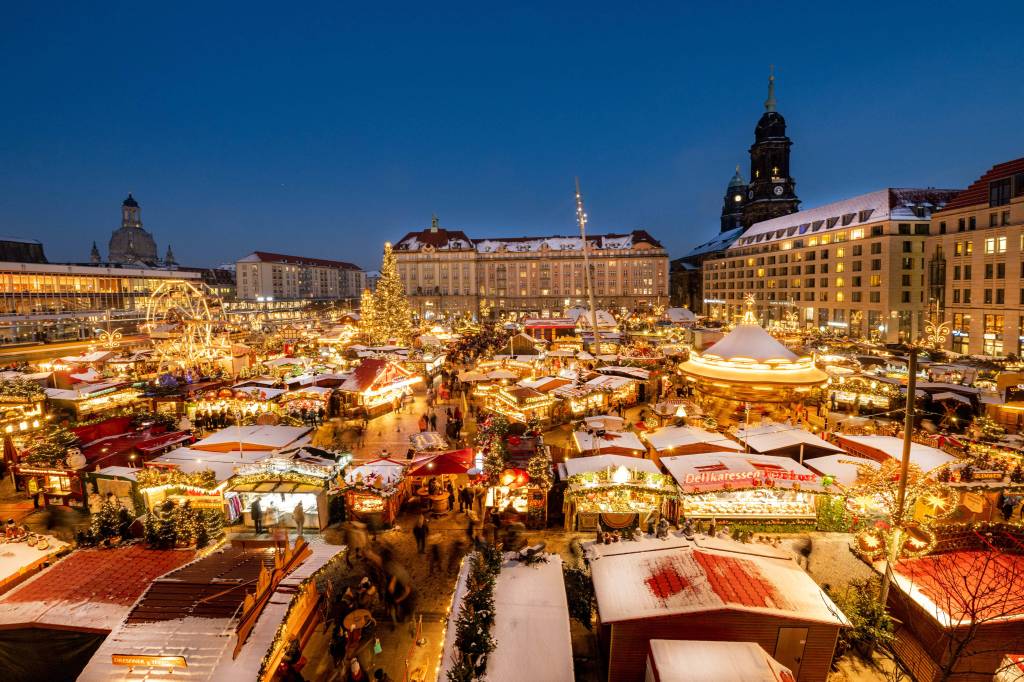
(359, 287, 377, 341)
(363, 242, 413, 345)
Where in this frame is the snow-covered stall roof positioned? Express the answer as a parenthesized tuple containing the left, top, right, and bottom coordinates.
(439, 554, 573, 682)
(573, 430, 646, 455)
(342, 457, 407, 487)
(665, 307, 697, 325)
(647, 639, 793, 682)
(410, 431, 448, 452)
(803, 454, 880, 486)
(733, 422, 843, 455)
(662, 452, 826, 493)
(0, 545, 197, 632)
(77, 542, 343, 682)
(643, 424, 741, 453)
(191, 425, 311, 452)
(596, 365, 651, 380)
(835, 434, 957, 473)
(232, 385, 286, 400)
(0, 535, 67, 589)
(563, 454, 660, 477)
(149, 447, 267, 482)
(590, 541, 847, 626)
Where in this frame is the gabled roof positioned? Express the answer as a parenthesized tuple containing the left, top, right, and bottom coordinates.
(939, 157, 1024, 212)
(339, 358, 413, 392)
(238, 251, 362, 270)
(393, 227, 474, 251)
(591, 540, 846, 625)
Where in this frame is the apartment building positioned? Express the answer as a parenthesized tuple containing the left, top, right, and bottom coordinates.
(702, 188, 960, 343)
(392, 221, 669, 319)
(235, 251, 365, 302)
(931, 158, 1024, 356)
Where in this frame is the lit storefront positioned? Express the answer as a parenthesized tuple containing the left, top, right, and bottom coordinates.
(561, 455, 678, 531)
(228, 458, 337, 532)
(333, 457, 409, 526)
(486, 385, 557, 424)
(662, 453, 828, 521)
(338, 358, 422, 417)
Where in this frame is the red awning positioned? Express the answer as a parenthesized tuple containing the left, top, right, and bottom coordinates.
(407, 448, 475, 476)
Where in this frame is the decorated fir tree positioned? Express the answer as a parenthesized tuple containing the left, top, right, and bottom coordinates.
(476, 415, 510, 483)
(26, 426, 80, 467)
(366, 241, 413, 345)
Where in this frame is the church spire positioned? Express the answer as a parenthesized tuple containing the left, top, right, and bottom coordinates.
(164, 244, 176, 266)
(764, 65, 777, 112)
(90, 241, 101, 264)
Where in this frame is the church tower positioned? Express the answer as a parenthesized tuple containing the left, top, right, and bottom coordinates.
(743, 67, 799, 227)
(121, 193, 142, 228)
(720, 166, 747, 232)
(108, 193, 159, 265)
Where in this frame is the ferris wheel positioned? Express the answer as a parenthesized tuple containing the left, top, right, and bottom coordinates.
(145, 281, 227, 371)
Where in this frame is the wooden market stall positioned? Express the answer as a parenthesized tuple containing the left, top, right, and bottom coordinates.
(338, 358, 421, 417)
(406, 448, 475, 513)
(334, 457, 409, 526)
(227, 457, 337, 532)
(486, 385, 558, 424)
(645, 639, 795, 682)
(588, 535, 847, 682)
(561, 454, 677, 531)
(661, 452, 830, 522)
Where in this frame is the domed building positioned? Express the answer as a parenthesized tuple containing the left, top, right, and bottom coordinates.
(108, 194, 159, 265)
(680, 296, 827, 404)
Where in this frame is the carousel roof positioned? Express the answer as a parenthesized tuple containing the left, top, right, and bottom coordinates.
(703, 323, 797, 363)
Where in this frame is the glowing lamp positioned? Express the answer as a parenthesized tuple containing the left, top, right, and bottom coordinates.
(19, 422, 28, 431)
(612, 465, 630, 484)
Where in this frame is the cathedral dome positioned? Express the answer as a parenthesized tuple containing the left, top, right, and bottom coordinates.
(727, 167, 746, 188)
(108, 226, 158, 265)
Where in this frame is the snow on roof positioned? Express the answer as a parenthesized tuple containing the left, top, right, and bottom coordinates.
(680, 226, 744, 259)
(439, 555, 573, 682)
(191, 425, 311, 452)
(566, 307, 617, 327)
(733, 422, 842, 454)
(59, 350, 117, 364)
(835, 434, 956, 473)
(410, 431, 448, 451)
(732, 188, 960, 248)
(597, 365, 651, 380)
(233, 385, 286, 400)
(563, 454, 660, 477)
(343, 458, 407, 486)
(0, 535, 67, 587)
(803, 454, 880, 486)
(263, 356, 306, 367)
(703, 324, 798, 362)
(78, 543, 343, 682)
(665, 307, 697, 324)
(590, 541, 847, 625)
(573, 430, 646, 455)
(0, 545, 197, 632)
(647, 639, 792, 682)
(643, 425, 741, 453)
(662, 452, 825, 493)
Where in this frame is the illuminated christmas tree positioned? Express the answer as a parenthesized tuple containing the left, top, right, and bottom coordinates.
(363, 242, 413, 345)
(359, 287, 377, 342)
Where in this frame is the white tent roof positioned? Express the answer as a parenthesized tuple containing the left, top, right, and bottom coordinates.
(584, 415, 625, 431)
(803, 454, 880, 486)
(563, 454, 660, 477)
(572, 430, 646, 455)
(590, 540, 847, 626)
(665, 307, 697, 324)
(648, 640, 792, 682)
(703, 324, 798, 362)
(733, 422, 843, 454)
(192, 425, 311, 452)
(439, 555, 573, 682)
(836, 434, 957, 473)
(263, 356, 307, 367)
(644, 425, 742, 453)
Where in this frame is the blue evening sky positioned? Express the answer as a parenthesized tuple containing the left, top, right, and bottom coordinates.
(1, 2, 1022, 269)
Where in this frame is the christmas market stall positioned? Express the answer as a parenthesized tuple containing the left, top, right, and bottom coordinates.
(333, 457, 409, 526)
(280, 385, 332, 419)
(438, 550, 573, 682)
(732, 421, 843, 461)
(834, 434, 957, 474)
(645, 639, 794, 682)
(44, 380, 142, 420)
(572, 429, 646, 457)
(661, 452, 829, 522)
(643, 424, 742, 465)
(561, 454, 677, 531)
(77, 539, 344, 682)
(587, 536, 847, 682)
(486, 385, 558, 424)
(407, 448, 476, 513)
(227, 457, 337, 532)
(337, 358, 421, 417)
(0, 376, 49, 442)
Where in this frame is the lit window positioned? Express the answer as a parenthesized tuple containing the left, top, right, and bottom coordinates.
(850, 228, 864, 240)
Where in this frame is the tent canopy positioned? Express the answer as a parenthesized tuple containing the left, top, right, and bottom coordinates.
(407, 448, 475, 476)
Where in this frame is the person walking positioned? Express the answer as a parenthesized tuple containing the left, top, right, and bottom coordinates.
(251, 498, 264, 535)
(427, 534, 443, 575)
(344, 520, 368, 567)
(413, 514, 427, 553)
(447, 484, 455, 512)
(292, 501, 306, 538)
(429, 412, 437, 430)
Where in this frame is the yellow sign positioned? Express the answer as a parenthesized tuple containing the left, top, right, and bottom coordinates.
(112, 654, 188, 669)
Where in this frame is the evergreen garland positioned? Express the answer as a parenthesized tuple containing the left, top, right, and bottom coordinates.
(562, 565, 596, 630)
(25, 426, 80, 466)
(447, 544, 502, 681)
(0, 377, 45, 401)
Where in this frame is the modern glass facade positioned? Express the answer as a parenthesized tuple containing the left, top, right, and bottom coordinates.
(0, 262, 201, 343)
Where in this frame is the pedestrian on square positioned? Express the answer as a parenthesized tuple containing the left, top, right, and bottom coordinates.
(413, 514, 427, 553)
(429, 412, 437, 430)
(292, 501, 305, 538)
(447, 485, 455, 512)
(251, 498, 264, 535)
(427, 534, 443, 575)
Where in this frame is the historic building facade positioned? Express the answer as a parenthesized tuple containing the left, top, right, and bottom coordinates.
(235, 251, 365, 302)
(701, 188, 960, 343)
(392, 220, 669, 319)
(673, 69, 800, 313)
(106, 194, 160, 265)
(931, 157, 1024, 355)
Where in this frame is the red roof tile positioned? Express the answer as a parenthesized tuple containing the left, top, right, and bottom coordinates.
(938, 157, 1024, 212)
